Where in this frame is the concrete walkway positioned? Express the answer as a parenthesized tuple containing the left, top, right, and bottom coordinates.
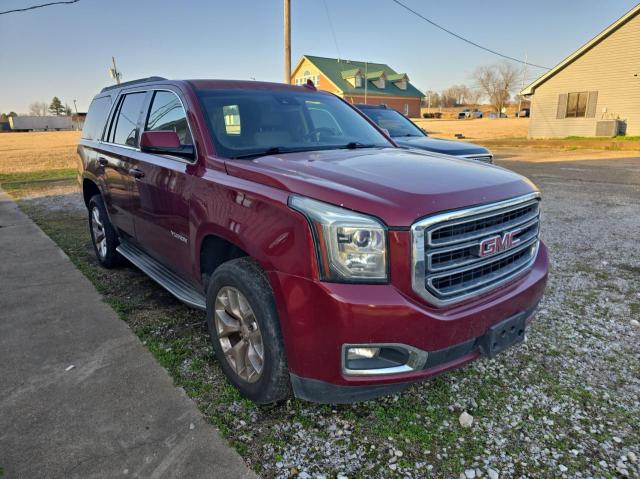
(0, 189, 256, 479)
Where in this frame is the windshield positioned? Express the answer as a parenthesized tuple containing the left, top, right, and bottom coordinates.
(195, 89, 393, 158)
(360, 108, 425, 138)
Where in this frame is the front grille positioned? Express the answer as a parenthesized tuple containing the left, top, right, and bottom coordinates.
(411, 193, 540, 306)
(463, 154, 493, 163)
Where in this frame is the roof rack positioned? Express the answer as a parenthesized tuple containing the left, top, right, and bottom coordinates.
(100, 76, 167, 93)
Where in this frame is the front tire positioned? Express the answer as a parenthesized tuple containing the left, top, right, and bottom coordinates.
(88, 194, 121, 268)
(206, 258, 290, 404)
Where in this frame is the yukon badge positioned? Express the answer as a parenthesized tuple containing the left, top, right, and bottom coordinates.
(477, 227, 522, 258)
(170, 230, 188, 244)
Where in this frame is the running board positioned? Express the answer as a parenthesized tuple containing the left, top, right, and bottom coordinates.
(116, 240, 206, 310)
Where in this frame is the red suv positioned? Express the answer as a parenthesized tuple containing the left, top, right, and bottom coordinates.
(78, 77, 548, 404)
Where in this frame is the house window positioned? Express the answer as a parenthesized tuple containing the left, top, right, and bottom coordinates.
(566, 92, 588, 117)
(403, 104, 409, 116)
(298, 71, 319, 87)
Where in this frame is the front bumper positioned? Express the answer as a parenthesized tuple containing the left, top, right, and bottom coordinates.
(267, 241, 548, 403)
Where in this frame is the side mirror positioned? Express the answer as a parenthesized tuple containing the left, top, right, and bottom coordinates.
(140, 131, 195, 160)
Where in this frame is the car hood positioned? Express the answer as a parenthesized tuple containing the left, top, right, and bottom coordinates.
(225, 148, 537, 227)
(393, 136, 489, 157)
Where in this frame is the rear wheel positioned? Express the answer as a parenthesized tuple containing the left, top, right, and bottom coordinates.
(206, 258, 290, 404)
(88, 194, 121, 268)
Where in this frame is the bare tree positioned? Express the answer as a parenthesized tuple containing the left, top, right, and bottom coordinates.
(29, 101, 49, 116)
(473, 61, 521, 114)
(440, 84, 483, 107)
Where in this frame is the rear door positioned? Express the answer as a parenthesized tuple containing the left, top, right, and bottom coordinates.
(128, 89, 196, 278)
(94, 91, 147, 236)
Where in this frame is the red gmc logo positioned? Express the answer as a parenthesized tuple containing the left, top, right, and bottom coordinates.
(478, 228, 522, 257)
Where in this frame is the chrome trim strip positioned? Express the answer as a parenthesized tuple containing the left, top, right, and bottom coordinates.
(411, 192, 541, 307)
(341, 343, 428, 376)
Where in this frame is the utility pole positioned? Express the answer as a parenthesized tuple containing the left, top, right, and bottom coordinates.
(109, 56, 122, 84)
(517, 52, 528, 118)
(364, 61, 368, 104)
(73, 99, 78, 115)
(284, 0, 291, 84)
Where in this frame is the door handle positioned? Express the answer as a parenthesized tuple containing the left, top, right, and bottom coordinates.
(128, 168, 145, 179)
(98, 157, 108, 167)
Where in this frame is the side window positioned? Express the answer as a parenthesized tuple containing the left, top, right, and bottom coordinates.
(110, 92, 146, 146)
(222, 105, 241, 135)
(145, 91, 193, 145)
(81, 96, 111, 140)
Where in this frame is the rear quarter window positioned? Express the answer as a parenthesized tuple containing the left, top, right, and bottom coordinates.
(81, 96, 112, 140)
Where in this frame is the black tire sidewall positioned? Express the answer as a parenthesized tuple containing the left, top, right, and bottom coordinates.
(88, 194, 120, 268)
(206, 258, 289, 404)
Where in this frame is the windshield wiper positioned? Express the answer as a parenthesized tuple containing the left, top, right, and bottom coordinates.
(231, 146, 285, 160)
(339, 142, 377, 149)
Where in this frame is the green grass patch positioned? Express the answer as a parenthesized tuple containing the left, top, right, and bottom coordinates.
(0, 168, 76, 184)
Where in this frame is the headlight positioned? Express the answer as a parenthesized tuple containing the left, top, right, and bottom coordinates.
(289, 196, 388, 282)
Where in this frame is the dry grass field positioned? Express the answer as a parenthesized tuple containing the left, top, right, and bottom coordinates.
(0, 131, 80, 174)
(412, 117, 529, 140)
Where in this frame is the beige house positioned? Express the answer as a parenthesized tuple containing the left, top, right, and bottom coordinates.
(522, 4, 640, 138)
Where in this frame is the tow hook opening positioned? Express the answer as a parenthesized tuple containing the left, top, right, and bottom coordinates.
(342, 344, 428, 376)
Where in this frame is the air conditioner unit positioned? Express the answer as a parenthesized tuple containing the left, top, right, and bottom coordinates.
(595, 120, 626, 137)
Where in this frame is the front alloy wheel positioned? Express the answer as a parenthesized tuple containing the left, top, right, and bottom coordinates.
(206, 258, 290, 403)
(214, 286, 264, 383)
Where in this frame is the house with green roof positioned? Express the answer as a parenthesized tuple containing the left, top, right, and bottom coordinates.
(291, 55, 424, 117)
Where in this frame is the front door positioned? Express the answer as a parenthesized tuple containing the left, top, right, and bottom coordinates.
(128, 90, 196, 278)
(98, 91, 147, 236)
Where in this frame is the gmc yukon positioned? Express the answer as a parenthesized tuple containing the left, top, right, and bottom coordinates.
(78, 77, 548, 404)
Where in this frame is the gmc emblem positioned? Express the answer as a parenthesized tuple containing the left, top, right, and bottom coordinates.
(478, 228, 522, 257)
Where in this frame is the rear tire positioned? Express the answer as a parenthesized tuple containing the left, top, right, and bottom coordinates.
(88, 194, 121, 268)
(206, 258, 290, 404)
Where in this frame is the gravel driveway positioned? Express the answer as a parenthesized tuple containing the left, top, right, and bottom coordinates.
(12, 152, 640, 479)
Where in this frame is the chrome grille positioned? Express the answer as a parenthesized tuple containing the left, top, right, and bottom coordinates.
(462, 154, 493, 163)
(411, 193, 540, 306)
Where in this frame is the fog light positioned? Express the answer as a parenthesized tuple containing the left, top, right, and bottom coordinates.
(347, 347, 380, 360)
(343, 344, 428, 376)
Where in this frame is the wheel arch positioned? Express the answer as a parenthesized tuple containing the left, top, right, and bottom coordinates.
(198, 231, 250, 287)
(82, 177, 101, 208)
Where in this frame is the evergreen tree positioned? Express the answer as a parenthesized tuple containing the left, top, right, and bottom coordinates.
(48, 97, 64, 116)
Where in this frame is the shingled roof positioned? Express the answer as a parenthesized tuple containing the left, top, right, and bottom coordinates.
(300, 55, 423, 98)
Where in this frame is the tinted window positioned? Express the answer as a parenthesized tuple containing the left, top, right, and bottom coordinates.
(145, 91, 193, 145)
(360, 108, 424, 138)
(110, 92, 145, 146)
(81, 96, 111, 140)
(196, 89, 392, 158)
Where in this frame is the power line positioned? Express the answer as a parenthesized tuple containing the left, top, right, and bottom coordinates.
(390, 0, 550, 70)
(0, 0, 80, 16)
(322, 0, 341, 60)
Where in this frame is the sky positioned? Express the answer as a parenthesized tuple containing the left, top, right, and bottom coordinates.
(0, 0, 638, 114)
